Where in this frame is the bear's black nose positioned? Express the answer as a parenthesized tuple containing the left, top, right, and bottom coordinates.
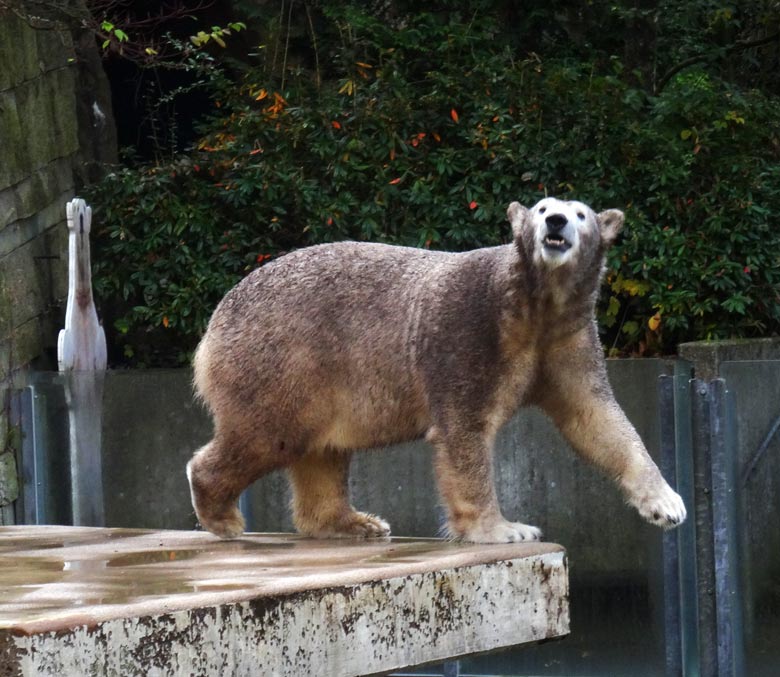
(545, 213, 568, 232)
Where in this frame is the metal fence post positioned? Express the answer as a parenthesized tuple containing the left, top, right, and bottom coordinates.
(9, 386, 48, 525)
(441, 660, 460, 677)
(691, 379, 718, 677)
(659, 375, 682, 677)
(689, 379, 744, 677)
(660, 368, 700, 677)
(708, 380, 744, 677)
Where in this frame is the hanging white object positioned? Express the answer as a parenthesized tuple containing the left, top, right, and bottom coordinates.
(58, 198, 107, 527)
(58, 199, 107, 371)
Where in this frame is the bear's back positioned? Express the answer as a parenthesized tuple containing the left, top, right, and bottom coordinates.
(208, 241, 461, 342)
(195, 241, 484, 447)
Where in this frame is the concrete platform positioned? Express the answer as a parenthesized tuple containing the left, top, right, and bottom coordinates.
(0, 526, 569, 676)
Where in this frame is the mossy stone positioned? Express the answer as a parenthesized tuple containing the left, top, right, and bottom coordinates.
(0, 89, 26, 189)
(0, 453, 19, 507)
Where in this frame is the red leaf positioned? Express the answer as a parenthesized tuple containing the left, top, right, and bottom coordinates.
(450, 108, 459, 123)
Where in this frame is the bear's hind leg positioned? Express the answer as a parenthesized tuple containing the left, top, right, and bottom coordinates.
(289, 452, 390, 538)
(187, 432, 285, 539)
(430, 427, 542, 543)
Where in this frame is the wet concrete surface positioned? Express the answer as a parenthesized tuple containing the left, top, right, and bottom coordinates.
(0, 526, 569, 676)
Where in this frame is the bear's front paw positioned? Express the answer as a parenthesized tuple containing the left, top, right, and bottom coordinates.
(630, 482, 687, 529)
(462, 520, 542, 544)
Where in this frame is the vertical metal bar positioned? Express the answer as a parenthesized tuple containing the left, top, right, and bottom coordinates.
(709, 380, 745, 676)
(441, 660, 460, 677)
(239, 489, 254, 531)
(673, 371, 699, 677)
(31, 385, 48, 524)
(723, 386, 745, 677)
(9, 386, 47, 525)
(10, 387, 33, 524)
(659, 375, 682, 677)
(691, 379, 717, 677)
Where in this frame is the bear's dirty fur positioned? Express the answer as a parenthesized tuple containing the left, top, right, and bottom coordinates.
(188, 197, 686, 543)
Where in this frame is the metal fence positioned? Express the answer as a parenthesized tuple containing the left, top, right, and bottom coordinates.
(6, 360, 780, 676)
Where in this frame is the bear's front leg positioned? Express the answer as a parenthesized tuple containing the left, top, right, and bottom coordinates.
(536, 332, 686, 529)
(428, 426, 542, 543)
(553, 398, 687, 528)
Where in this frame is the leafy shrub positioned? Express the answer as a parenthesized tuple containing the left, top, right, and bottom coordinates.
(88, 5, 780, 366)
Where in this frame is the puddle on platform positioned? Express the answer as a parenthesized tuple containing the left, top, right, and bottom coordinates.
(0, 528, 157, 556)
(1, 530, 481, 626)
(191, 583, 248, 593)
(365, 542, 453, 565)
(107, 549, 202, 567)
(0, 557, 63, 572)
(0, 539, 303, 614)
(224, 538, 298, 550)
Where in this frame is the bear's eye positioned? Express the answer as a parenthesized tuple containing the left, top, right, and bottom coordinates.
(576, 211, 585, 220)
(539, 206, 547, 214)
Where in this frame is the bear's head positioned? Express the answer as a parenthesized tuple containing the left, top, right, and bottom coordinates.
(507, 198, 624, 269)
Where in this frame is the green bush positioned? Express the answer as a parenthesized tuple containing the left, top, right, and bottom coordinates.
(88, 5, 780, 366)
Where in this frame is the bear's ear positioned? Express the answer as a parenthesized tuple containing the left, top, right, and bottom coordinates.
(597, 209, 624, 246)
(507, 202, 530, 239)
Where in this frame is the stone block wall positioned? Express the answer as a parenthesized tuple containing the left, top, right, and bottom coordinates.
(0, 5, 116, 379)
(1, 11, 78, 376)
(0, 6, 117, 523)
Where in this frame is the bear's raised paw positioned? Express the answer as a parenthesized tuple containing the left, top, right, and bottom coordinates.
(631, 482, 687, 529)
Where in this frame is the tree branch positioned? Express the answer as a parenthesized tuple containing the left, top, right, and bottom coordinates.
(0, 0, 90, 31)
(0, 0, 216, 64)
(655, 30, 780, 94)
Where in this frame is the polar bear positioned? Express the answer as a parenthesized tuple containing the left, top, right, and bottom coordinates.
(187, 197, 686, 543)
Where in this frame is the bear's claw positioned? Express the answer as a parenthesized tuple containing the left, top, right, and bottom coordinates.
(632, 483, 687, 529)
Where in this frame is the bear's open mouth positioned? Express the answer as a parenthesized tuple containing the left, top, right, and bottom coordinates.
(543, 234, 571, 252)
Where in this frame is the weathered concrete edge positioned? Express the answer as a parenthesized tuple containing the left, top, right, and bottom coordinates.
(678, 337, 780, 380)
(1, 552, 569, 677)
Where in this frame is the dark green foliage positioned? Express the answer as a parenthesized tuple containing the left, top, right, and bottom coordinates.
(87, 2, 780, 366)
